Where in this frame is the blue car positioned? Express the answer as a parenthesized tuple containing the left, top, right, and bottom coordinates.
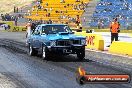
(27, 24, 86, 60)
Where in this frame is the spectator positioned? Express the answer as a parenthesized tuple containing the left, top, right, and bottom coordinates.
(32, 6, 35, 11)
(38, 5, 42, 10)
(50, 7, 53, 12)
(28, 10, 31, 16)
(20, 8, 23, 12)
(109, 18, 120, 44)
(101, 21, 104, 29)
(60, 0, 65, 3)
(77, 23, 82, 32)
(46, 2, 48, 6)
(64, 6, 66, 8)
(83, 17, 86, 24)
(14, 17, 18, 26)
(39, 0, 43, 3)
(47, 13, 50, 17)
(67, 4, 70, 7)
(49, 19, 52, 24)
(16, 7, 19, 13)
(73, 4, 77, 10)
(76, 15, 80, 27)
(5, 13, 11, 21)
(37, 1, 40, 5)
(65, 22, 68, 24)
(55, 10, 59, 13)
(76, 0, 80, 2)
(31, 23, 36, 33)
(98, 20, 101, 29)
(79, 23, 82, 30)
(14, 6, 16, 13)
(26, 21, 32, 38)
(1, 14, 5, 21)
(44, 8, 48, 12)
(2, 24, 9, 30)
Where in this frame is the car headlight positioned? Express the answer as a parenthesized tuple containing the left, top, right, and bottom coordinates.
(81, 39, 86, 45)
(50, 41, 56, 46)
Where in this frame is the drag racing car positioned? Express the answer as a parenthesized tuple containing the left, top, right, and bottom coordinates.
(27, 24, 86, 60)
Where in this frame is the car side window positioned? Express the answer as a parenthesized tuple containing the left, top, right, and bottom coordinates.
(42, 26, 45, 34)
(42, 26, 48, 34)
(34, 26, 41, 35)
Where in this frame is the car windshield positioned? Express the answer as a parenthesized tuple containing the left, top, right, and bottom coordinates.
(42, 25, 72, 34)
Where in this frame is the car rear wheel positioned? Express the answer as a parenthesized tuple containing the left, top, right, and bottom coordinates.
(77, 47, 85, 60)
(42, 46, 50, 60)
(29, 44, 38, 56)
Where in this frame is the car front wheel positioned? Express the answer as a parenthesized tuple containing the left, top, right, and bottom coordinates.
(77, 47, 85, 60)
(42, 46, 50, 60)
(29, 44, 37, 56)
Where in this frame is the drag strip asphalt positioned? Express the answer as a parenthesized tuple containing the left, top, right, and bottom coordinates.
(0, 39, 132, 88)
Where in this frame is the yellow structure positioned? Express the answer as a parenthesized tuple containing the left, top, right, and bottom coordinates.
(75, 31, 104, 51)
(25, 0, 90, 26)
(109, 41, 132, 56)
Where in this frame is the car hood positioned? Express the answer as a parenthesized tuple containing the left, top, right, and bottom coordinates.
(45, 33, 85, 41)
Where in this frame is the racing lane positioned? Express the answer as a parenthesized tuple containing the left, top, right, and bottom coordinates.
(99, 32, 132, 49)
(0, 39, 132, 88)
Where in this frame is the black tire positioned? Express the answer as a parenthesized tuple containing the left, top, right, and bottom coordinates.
(42, 46, 50, 60)
(29, 44, 38, 56)
(77, 47, 85, 60)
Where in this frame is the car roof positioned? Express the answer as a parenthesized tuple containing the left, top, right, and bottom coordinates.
(39, 24, 67, 26)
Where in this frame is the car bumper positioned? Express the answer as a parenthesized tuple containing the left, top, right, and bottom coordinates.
(47, 45, 85, 54)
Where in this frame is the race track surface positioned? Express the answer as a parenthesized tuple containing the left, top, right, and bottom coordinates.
(0, 32, 132, 88)
(0, 39, 131, 88)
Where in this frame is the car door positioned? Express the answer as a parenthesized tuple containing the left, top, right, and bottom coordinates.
(32, 26, 41, 48)
(36, 26, 43, 49)
(40, 26, 47, 47)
